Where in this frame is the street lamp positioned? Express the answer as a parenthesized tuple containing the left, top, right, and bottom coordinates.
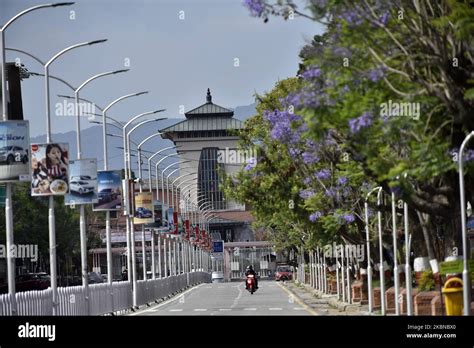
(147, 146, 178, 193)
(458, 131, 474, 316)
(125, 114, 166, 178)
(1, 3, 75, 315)
(376, 187, 386, 315)
(391, 179, 400, 315)
(365, 186, 381, 313)
(73, 69, 128, 315)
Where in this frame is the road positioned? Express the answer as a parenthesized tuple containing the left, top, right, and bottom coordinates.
(131, 280, 316, 316)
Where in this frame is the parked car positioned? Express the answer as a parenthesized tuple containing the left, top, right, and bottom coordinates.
(15, 273, 51, 292)
(0, 145, 28, 164)
(275, 265, 293, 281)
(98, 188, 117, 203)
(135, 207, 153, 218)
(70, 180, 95, 195)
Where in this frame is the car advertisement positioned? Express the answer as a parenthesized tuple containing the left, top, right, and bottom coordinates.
(93, 170, 122, 211)
(31, 143, 69, 196)
(0, 121, 31, 182)
(65, 158, 98, 205)
(134, 192, 154, 224)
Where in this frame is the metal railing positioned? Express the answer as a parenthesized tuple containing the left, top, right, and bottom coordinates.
(0, 271, 210, 316)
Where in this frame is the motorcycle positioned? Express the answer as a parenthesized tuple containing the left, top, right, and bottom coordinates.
(246, 274, 257, 294)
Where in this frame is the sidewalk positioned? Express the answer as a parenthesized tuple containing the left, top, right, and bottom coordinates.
(281, 281, 372, 316)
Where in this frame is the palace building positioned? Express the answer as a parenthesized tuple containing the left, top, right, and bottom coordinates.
(160, 89, 254, 242)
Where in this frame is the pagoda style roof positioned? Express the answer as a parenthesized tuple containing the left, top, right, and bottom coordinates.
(184, 88, 234, 118)
(160, 116, 243, 133)
(160, 88, 243, 136)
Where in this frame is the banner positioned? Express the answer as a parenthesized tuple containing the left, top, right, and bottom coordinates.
(65, 158, 98, 205)
(93, 170, 122, 211)
(134, 192, 154, 224)
(0, 121, 30, 182)
(31, 143, 69, 196)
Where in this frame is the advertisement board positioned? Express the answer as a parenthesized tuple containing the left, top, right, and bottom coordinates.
(31, 143, 69, 196)
(0, 121, 30, 182)
(93, 170, 122, 211)
(65, 158, 98, 205)
(134, 192, 154, 224)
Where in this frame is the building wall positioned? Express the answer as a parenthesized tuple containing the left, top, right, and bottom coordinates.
(175, 136, 245, 211)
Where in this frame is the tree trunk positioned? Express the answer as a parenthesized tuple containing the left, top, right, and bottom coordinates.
(416, 210, 436, 260)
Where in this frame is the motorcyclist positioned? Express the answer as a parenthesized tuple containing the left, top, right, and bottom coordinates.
(245, 265, 258, 289)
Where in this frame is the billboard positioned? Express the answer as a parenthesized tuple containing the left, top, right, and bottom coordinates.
(65, 158, 98, 205)
(31, 143, 69, 196)
(134, 192, 154, 224)
(93, 170, 122, 211)
(0, 121, 30, 182)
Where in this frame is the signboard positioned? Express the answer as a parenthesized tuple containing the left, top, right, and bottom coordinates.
(0, 120, 30, 182)
(31, 143, 69, 196)
(212, 240, 224, 253)
(65, 158, 98, 205)
(101, 230, 152, 243)
(94, 170, 122, 211)
(439, 259, 474, 275)
(134, 192, 154, 224)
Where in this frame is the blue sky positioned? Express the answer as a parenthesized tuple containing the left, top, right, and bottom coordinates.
(1, 0, 322, 136)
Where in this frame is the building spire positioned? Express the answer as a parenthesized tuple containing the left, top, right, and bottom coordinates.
(206, 88, 212, 103)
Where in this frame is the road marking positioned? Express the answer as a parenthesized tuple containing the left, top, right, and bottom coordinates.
(169, 309, 183, 312)
(268, 307, 282, 311)
(293, 307, 305, 310)
(231, 283, 243, 309)
(219, 308, 232, 311)
(276, 282, 318, 316)
(244, 308, 257, 311)
(194, 308, 207, 312)
(129, 283, 205, 315)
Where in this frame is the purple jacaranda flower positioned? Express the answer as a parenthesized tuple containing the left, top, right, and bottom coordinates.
(299, 189, 315, 199)
(244, 157, 257, 171)
(379, 11, 389, 26)
(309, 211, 323, 222)
(300, 66, 321, 80)
(348, 111, 373, 133)
(337, 176, 348, 186)
(302, 152, 320, 164)
(368, 65, 386, 82)
(342, 213, 356, 224)
(324, 187, 337, 198)
(243, 0, 265, 17)
(303, 177, 313, 185)
(316, 169, 331, 180)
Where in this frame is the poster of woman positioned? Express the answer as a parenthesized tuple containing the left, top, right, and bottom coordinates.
(31, 143, 69, 196)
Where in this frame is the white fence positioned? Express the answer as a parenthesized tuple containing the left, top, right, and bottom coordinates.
(0, 272, 210, 316)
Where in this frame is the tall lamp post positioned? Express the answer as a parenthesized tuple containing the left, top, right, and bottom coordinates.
(1, 2, 75, 315)
(72, 69, 128, 314)
(458, 131, 474, 316)
(365, 186, 381, 313)
(43, 39, 107, 315)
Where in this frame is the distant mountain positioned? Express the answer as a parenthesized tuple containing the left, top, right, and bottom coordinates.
(232, 103, 256, 121)
(30, 103, 257, 173)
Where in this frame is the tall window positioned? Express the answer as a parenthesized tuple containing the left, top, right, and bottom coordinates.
(198, 147, 225, 210)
